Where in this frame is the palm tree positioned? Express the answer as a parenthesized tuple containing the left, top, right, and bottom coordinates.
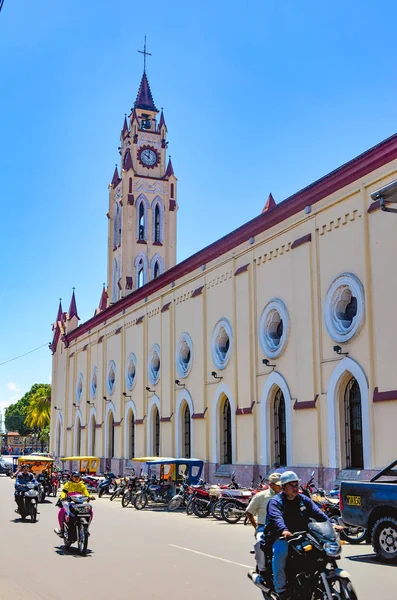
(25, 385, 51, 430)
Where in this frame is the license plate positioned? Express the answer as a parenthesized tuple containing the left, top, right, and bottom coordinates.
(346, 495, 361, 506)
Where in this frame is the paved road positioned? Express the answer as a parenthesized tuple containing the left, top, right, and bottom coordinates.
(0, 476, 395, 599)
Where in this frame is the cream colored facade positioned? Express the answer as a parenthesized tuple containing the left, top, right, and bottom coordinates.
(50, 72, 397, 487)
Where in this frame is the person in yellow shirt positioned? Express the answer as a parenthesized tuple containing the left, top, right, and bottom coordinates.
(54, 471, 93, 537)
(245, 473, 282, 576)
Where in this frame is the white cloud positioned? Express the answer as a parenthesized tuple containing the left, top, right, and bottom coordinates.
(6, 382, 20, 392)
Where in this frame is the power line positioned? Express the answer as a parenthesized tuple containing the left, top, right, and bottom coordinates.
(0, 343, 49, 367)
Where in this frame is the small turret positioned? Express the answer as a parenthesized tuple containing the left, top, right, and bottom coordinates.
(66, 288, 80, 333)
(262, 193, 276, 213)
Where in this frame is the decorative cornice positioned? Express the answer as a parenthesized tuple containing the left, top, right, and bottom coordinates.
(137, 239, 147, 244)
(65, 132, 397, 344)
(373, 387, 397, 403)
(293, 395, 318, 410)
(95, 424, 103, 429)
(192, 407, 208, 420)
(153, 241, 163, 246)
(236, 401, 255, 415)
(97, 335, 104, 344)
(291, 233, 312, 250)
(191, 285, 205, 298)
(161, 302, 171, 313)
(115, 326, 122, 335)
(234, 263, 249, 276)
(160, 413, 173, 422)
(135, 415, 146, 425)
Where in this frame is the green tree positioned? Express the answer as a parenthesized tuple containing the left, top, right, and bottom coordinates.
(4, 383, 50, 436)
(25, 384, 51, 430)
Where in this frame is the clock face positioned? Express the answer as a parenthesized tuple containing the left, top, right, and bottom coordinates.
(139, 146, 158, 168)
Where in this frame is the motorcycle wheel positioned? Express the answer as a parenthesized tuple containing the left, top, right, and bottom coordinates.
(78, 524, 89, 556)
(192, 499, 210, 518)
(133, 491, 148, 510)
(121, 491, 132, 508)
(312, 573, 358, 600)
(110, 489, 119, 501)
(211, 499, 225, 521)
(221, 501, 243, 524)
(340, 523, 367, 544)
(185, 499, 194, 515)
(168, 496, 183, 512)
(63, 526, 72, 549)
(30, 503, 37, 523)
(98, 488, 105, 498)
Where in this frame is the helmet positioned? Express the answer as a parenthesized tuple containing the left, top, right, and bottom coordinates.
(71, 471, 81, 478)
(280, 471, 300, 486)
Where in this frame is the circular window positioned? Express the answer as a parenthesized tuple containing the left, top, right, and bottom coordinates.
(324, 273, 365, 343)
(148, 344, 161, 385)
(90, 367, 97, 399)
(259, 299, 289, 358)
(107, 360, 116, 395)
(76, 373, 83, 404)
(176, 333, 193, 378)
(125, 353, 137, 390)
(211, 319, 233, 370)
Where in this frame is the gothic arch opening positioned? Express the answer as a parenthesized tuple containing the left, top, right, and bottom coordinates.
(107, 411, 115, 459)
(153, 406, 160, 457)
(154, 204, 161, 242)
(220, 396, 232, 464)
(75, 418, 82, 456)
(138, 201, 145, 241)
(126, 408, 135, 459)
(341, 377, 363, 469)
(181, 401, 191, 458)
(272, 387, 287, 467)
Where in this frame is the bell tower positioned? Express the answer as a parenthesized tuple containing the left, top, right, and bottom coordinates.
(106, 42, 177, 303)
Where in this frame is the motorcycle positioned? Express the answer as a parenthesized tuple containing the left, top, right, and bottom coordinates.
(15, 482, 39, 522)
(37, 473, 52, 501)
(110, 477, 128, 501)
(167, 478, 191, 512)
(133, 476, 173, 510)
(248, 521, 358, 600)
(50, 472, 60, 497)
(190, 472, 241, 519)
(121, 475, 142, 507)
(97, 472, 117, 498)
(60, 493, 94, 556)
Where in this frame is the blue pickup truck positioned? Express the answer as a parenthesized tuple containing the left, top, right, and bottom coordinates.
(340, 460, 397, 562)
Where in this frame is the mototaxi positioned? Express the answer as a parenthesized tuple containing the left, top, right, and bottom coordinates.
(17, 455, 55, 501)
(133, 457, 204, 495)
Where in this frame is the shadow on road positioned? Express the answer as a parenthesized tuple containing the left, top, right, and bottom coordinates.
(347, 553, 397, 567)
(54, 545, 93, 558)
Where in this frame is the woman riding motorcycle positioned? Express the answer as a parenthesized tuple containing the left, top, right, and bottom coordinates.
(54, 470, 94, 537)
(14, 464, 38, 514)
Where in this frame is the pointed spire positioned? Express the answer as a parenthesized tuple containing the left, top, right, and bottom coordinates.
(99, 283, 108, 312)
(134, 72, 158, 112)
(111, 165, 121, 187)
(159, 109, 166, 130)
(165, 156, 174, 178)
(121, 115, 129, 137)
(56, 299, 63, 323)
(68, 288, 80, 321)
(262, 193, 276, 213)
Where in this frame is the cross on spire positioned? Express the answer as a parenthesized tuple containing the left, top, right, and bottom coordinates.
(138, 35, 152, 73)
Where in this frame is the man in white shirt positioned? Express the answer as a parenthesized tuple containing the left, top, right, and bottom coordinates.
(246, 472, 282, 575)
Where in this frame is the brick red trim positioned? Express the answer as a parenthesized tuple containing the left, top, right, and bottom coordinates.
(115, 326, 122, 335)
(160, 413, 173, 422)
(114, 421, 122, 426)
(373, 387, 397, 402)
(65, 133, 397, 344)
(192, 407, 208, 420)
(137, 239, 147, 245)
(136, 315, 144, 324)
(97, 335, 104, 344)
(368, 199, 381, 213)
(66, 427, 72, 431)
(95, 424, 103, 429)
(291, 233, 312, 250)
(135, 416, 146, 425)
(234, 263, 249, 276)
(80, 425, 86, 430)
(161, 302, 171, 312)
(153, 241, 163, 246)
(236, 401, 255, 415)
(127, 194, 134, 205)
(191, 285, 204, 298)
(294, 395, 318, 410)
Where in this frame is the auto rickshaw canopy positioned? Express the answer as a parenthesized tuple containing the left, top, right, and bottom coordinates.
(133, 457, 204, 485)
(60, 456, 100, 474)
(18, 455, 54, 475)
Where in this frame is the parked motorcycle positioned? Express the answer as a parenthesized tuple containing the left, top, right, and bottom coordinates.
(110, 477, 128, 501)
(60, 493, 94, 556)
(97, 472, 117, 498)
(248, 522, 358, 600)
(121, 475, 143, 507)
(168, 478, 191, 512)
(15, 482, 39, 522)
(133, 476, 173, 510)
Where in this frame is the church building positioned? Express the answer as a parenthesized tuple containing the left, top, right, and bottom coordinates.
(50, 66, 397, 488)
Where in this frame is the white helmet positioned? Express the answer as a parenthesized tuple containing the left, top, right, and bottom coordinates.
(280, 471, 300, 486)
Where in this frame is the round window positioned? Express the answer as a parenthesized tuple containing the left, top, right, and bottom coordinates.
(148, 344, 161, 385)
(176, 333, 193, 378)
(324, 273, 365, 342)
(125, 353, 137, 390)
(107, 360, 116, 395)
(90, 367, 97, 399)
(76, 373, 83, 404)
(211, 319, 233, 370)
(259, 299, 289, 358)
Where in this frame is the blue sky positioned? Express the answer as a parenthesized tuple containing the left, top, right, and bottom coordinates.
(0, 0, 396, 416)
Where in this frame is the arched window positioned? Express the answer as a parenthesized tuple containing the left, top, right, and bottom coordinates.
(129, 178, 132, 193)
(183, 403, 191, 458)
(170, 183, 174, 198)
(154, 204, 161, 242)
(343, 378, 363, 469)
(153, 407, 160, 457)
(76, 420, 82, 456)
(107, 412, 115, 459)
(273, 388, 287, 467)
(89, 415, 96, 456)
(135, 253, 148, 289)
(128, 411, 135, 459)
(221, 398, 232, 464)
(138, 202, 145, 241)
(154, 261, 160, 279)
(138, 263, 144, 288)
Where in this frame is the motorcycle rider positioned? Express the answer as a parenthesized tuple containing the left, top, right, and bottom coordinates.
(264, 471, 329, 600)
(54, 470, 94, 537)
(245, 473, 282, 577)
(14, 464, 38, 514)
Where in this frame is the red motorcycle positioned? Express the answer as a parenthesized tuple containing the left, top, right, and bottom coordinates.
(50, 472, 61, 497)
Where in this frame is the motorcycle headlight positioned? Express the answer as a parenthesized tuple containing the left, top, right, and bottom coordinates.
(323, 541, 341, 556)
